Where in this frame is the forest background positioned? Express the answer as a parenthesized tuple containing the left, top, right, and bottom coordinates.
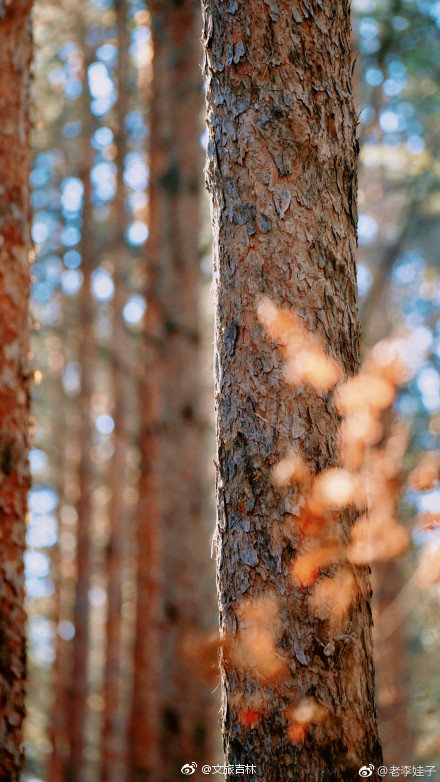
(14, 0, 440, 779)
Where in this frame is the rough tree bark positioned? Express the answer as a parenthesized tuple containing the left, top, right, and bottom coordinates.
(0, 3, 32, 779)
(128, 2, 214, 780)
(100, 1, 130, 778)
(201, 1, 383, 779)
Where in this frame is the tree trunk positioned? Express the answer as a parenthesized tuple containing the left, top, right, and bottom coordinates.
(360, 224, 413, 765)
(373, 560, 412, 766)
(48, 386, 70, 782)
(128, 2, 214, 780)
(100, 1, 129, 779)
(0, 4, 32, 780)
(68, 38, 95, 782)
(201, 1, 382, 779)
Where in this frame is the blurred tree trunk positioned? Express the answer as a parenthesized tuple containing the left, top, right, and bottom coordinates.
(100, 1, 129, 779)
(201, 1, 382, 779)
(373, 560, 412, 766)
(355, 2, 413, 758)
(0, 3, 32, 779)
(68, 39, 94, 782)
(48, 389, 70, 782)
(361, 285, 413, 764)
(128, 2, 214, 780)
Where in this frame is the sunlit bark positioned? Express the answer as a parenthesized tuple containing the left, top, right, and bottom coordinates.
(201, 1, 383, 778)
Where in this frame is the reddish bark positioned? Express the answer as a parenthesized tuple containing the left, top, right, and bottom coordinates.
(128, 2, 214, 780)
(201, 0, 383, 778)
(0, 4, 32, 780)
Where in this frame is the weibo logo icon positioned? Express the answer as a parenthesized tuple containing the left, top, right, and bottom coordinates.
(181, 763, 197, 776)
(359, 765, 374, 778)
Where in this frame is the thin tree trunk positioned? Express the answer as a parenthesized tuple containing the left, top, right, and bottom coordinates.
(201, 1, 382, 779)
(128, 2, 214, 779)
(0, 3, 32, 779)
(68, 38, 95, 782)
(100, 1, 129, 778)
(48, 391, 70, 782)
(373, 560, 412, 766)
(360, 256, 413, 765)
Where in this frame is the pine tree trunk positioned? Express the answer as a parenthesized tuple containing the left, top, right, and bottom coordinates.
(360, 241, 412, 765)
(69, 40, 95, 782)
(128, 2, 214, 779)
(201, 1, 382, 779)
(100, 1, 129, 778)
(373, 560, 412, 766)
(0, 4, 32, 779)
(48, 387, 70, 782)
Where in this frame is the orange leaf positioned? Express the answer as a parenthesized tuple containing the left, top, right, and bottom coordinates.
(291, 543, 339, 587)
(286, 722, 308, 744)
(238, 708, 262, 729)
